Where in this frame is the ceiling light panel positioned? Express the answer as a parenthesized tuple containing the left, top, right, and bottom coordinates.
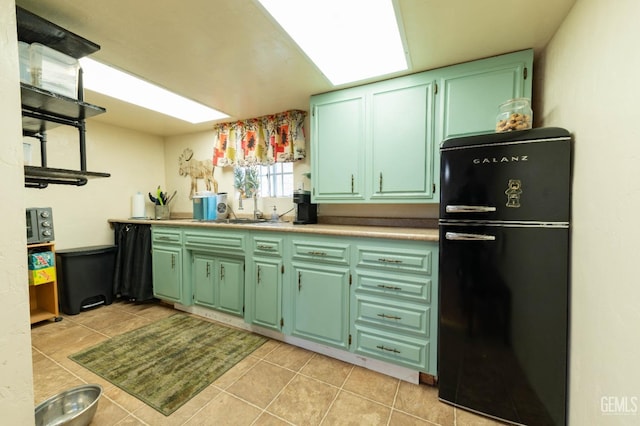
(79, 58, 228, 124)
(256, 0, 409, 85)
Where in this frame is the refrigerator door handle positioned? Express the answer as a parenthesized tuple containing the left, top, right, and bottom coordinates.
(445, 205, 497, 213)
(445, 232, 496, 241)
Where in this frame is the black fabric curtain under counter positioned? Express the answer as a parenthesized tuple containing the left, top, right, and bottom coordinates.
(112, 222, 154, 302)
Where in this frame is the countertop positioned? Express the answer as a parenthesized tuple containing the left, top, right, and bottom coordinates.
(108, 218, 439, 242)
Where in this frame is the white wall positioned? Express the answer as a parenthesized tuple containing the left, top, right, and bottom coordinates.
(0, 0, 35, 422)
(539, 0, 640, 423)
(24, 122, 165, 250)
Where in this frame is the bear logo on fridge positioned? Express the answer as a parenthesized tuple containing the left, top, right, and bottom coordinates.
(505, 179, 523, 208)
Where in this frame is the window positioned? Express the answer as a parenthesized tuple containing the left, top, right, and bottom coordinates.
(258, 163, 294, 198)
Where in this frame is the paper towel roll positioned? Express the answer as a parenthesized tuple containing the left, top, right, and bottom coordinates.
(131, 192, 146, 218)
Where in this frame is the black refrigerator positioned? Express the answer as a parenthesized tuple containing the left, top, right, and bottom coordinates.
(438, 127, 571, 426)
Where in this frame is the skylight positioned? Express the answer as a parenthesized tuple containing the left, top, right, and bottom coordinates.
(78, 58, 228, 124)
(256, 0, 409, 85)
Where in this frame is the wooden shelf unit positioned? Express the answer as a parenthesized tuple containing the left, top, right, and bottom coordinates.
(28, 242, 60, 324)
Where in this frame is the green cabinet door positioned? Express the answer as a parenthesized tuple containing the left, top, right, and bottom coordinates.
(436, 49, 533, 142)
(370, 77, 436, 201)
(217, 257, 245, 316)
(311, 90, 366, 202)
(291, 262, 350, 350)
(251, 258, 282, 330)
(192, 252, 244, 316)
(152, 246, 183, 302)
(193, 254, 215, 307)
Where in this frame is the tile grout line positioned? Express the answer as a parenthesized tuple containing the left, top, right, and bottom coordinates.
(180, 338, 299, 425)
(386, 379, 402, 426)
(257, 351, 319, 425)
(180, 341, 283, 425)
(317, 360, 359, 425)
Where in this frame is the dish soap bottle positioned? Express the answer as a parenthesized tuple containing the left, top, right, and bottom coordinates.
(270, 206, 279, 222)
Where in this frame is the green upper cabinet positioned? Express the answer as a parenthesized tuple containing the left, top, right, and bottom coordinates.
(310, 49, 533, 204)
(369, 76, 436, 201)
(311, 73, 436, 204)
(311, 89, 366, 201)
(435, 49, 533, 143)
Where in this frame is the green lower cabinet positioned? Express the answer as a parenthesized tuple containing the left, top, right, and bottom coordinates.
(192, 252, 244, 317)
(248, 258, 283, 331)
(218, 257, 244, 315)
(152, 245, 183, 303)
(353, 325, 430, 371)
(351, 238, 439, 374)
(291, 262, 350, 350)
(193, 254, 215, 306)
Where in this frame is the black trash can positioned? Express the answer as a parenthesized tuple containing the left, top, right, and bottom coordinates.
(56, 245, 117, 315)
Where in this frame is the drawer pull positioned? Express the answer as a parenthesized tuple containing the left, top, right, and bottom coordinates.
(157, 236, 172, 241)
(376, 345, 401, 354)
(257, 245, 274, 251)
(377, 258, 403, 264)
(377, 284, 402, 291)
(257, 265, 261, 284)
(307, 251, 327, 256)
(377, 313, 402, 320)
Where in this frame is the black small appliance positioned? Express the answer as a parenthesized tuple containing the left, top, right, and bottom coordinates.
(26, 207, 54, 244)
(293, 190, 317, 224)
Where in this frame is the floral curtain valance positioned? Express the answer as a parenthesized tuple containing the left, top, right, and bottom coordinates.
(212, 109, 307, 167)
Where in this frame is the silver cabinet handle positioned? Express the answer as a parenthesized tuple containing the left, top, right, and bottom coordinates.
(445, 232, 496, 241)
(257, 244, 274, 251)
(377, 313, 401, 320)
(445, 205, 496, 213)
(377, 258, 402, 264)
(376, 345, 400, 354)
(377, 284, 402, 291)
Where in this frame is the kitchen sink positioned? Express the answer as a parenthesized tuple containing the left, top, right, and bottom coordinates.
(214, 218, 269, 224)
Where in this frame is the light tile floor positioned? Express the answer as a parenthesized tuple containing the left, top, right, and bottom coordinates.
(31, 300, 505, 425)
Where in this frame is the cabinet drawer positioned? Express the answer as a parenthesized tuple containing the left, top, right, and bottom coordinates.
(184, 231, 245, 253)
(253, 235, 284, 257)
(292, 239, 349, 265)
(355, 270, 431, 303)
(152, 227, 183, 244)
(355, 244, 432, 274)
(354, 326, 428, 371)
(354, 295, 429, 336)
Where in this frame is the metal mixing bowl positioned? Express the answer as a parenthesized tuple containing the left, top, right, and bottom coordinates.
(35, 384, 102, 426)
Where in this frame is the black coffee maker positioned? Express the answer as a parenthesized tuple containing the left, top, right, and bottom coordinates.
(293, 190, 317, 224)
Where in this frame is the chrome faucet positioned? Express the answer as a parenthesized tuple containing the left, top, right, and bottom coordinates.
(253, 194, 262, 219)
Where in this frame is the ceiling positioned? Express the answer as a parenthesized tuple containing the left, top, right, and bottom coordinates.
(15, 0, 576, 137)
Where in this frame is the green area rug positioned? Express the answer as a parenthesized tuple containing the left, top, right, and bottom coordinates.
(69, 313, 267, 416)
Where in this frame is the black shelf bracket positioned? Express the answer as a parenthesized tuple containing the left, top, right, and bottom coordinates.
(17, 7, 110, 188)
